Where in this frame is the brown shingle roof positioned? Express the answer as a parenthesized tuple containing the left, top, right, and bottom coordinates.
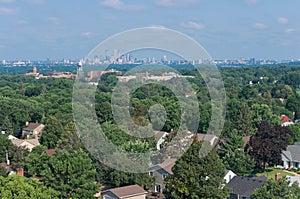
(23, 123, 43, 131)
(154, 131, 167, 142)
(26, 139, 40, 146)
(103, 185, 147, 199)
(45, 149, 56, 156)
(0, 162, 13, 172)
(11, 138, 40, 148)
(157, 158, 176, 174)
(196, 133, 219, 147)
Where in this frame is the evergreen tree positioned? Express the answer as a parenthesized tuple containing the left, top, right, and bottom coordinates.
(164, 141, 229, 199)
(252, 178, 300, 199)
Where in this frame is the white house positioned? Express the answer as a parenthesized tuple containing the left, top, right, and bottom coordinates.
(224, 170, 237, 184)
(286, 176, 300, 187)
(282, 143, 300, 169)
(154, 131, 168, 150)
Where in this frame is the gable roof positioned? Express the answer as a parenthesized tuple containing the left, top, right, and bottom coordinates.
(23, 123, 44, 131)
(154, 131, 168, 142)
(226, 176, 267, 197)
(0, 162, 13, 172)
(281, 115, 293, 124)
(102, 185, 147, 199)
(196, 134, 219, 147)
(45, 149, 56, 156)
(282, 145, 300, 162)
(157, 158, 176, 174)
(10, 138, 40, 149)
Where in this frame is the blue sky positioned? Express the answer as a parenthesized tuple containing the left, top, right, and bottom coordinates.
(0, 0, 300, 60)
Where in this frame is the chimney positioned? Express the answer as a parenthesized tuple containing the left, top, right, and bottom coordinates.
(275, 173, 281, 181)
(5, 150, 10, 166)
(16, 168, 24, 176)
(25, 121, 29, 127)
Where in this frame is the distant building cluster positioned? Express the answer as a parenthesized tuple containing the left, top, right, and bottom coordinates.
(26, 66, 76, 79)
(2, 57, 300, 68)
(117, 71, 194, 83)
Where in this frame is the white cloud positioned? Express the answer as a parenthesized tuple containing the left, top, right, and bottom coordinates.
(82, 32, 94, 37)
(278, 17, 289, 24)
(101, 0, 144, 11)
(24, 0, 44, 4)
(253, 22, 266, 29)
(16, 19, 28, 24)
(0, 0, 15, 3)
(149, 25, 166, 29)
(47, 17, 60, 24)
(0, 7, 17, 14)
(180, 21, 205, 30)
(155, 0, 199, 7)
(245, 0, 257, 5)
(285, 28, 296, 33)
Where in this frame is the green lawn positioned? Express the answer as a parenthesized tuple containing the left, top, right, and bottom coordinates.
(256, 168, 295, 180)
(297, 90, 300, 95)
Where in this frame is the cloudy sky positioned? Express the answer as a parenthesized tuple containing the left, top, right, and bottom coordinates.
(0, 0, 299, 60)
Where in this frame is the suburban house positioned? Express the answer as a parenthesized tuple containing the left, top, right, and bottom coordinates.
(280, 115, 294, 127)
(282, 143, 300, 169)
(226, 176, 267, 199)
(22, 122, 45, 138)
(196, 133, 220, 147)
(45, 149, 56, 156)
(0, 162, 13, 175)
(95, 184, 147, 199)
(8, 135, 40, 152)
(224, 170, 237, 184)
(149, 158, 176, 193)
(154, 131, 168, 150)
(286, 176, 300, 187)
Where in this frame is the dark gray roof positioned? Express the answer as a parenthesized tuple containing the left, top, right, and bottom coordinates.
(283, 145, 300, 162)
(226, 176, 267, 197)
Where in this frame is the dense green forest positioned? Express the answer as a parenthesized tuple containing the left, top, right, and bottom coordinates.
(0, 65, 299, 198)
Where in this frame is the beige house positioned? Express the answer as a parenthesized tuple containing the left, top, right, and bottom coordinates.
(22, 122, 45, 138)
(9, 135, 40, 152)
(149, 158, 176, 193)
(96, 185, 147, 199)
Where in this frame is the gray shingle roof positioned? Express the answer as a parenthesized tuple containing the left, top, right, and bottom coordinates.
(226, 176, 267, 197)
(283, 145, 300, 162)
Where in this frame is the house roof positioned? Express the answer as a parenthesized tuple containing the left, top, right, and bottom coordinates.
(281, 115, 293, 124)
(226, 176, 267, 197)
(154, 131, 167, 142)
(196, 134, 219, 147)
(0, 162, 13, 172)
(243, 136, 251, 148)
(102, 185, 147, 199)
(23, 123, 43, 131)
(11, 138, 40, 148)
(282, 145, 300, 162)
(157, 158, 176, 174)
(45, 149, 56, 156)
(286, 176, 300, 186)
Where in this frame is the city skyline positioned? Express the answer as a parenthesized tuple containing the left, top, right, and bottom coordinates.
(0, 0, 300, 60)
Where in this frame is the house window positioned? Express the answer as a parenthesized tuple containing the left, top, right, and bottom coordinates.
(162, 174, 167, 179)
(149, 171, 154, 177)
(155, 184, 161, 193)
